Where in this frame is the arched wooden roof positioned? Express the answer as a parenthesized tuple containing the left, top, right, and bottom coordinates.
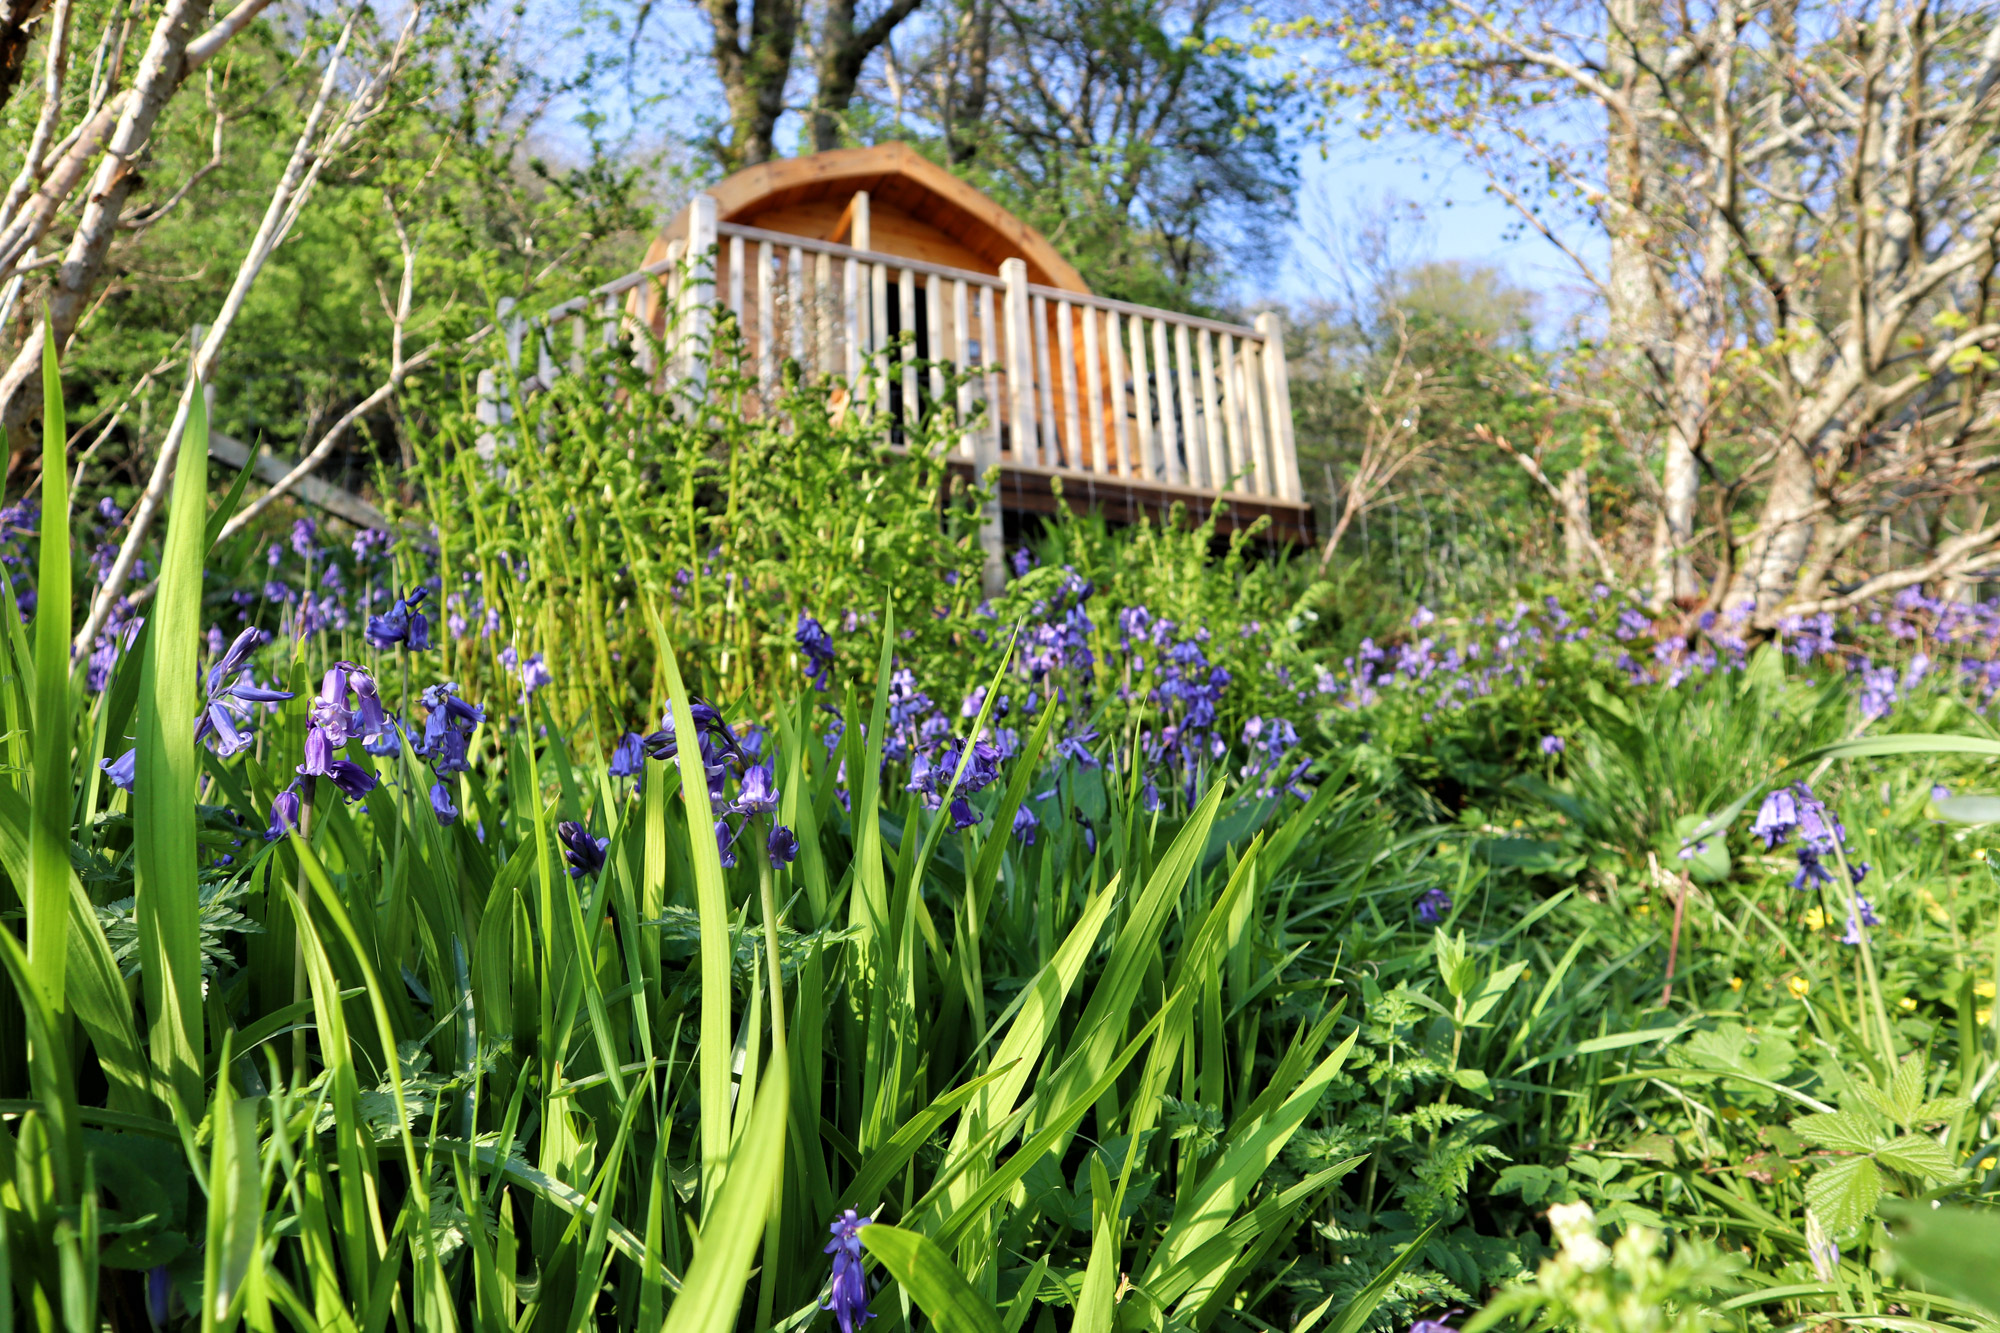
(645, 143, 1090, 294)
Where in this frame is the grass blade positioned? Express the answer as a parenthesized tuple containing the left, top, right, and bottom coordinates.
(861, 1224, 1003, 1333)
(28, 332, 70, 1022)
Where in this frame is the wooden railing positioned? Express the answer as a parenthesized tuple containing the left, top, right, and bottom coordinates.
(491, 193, 1304, 509)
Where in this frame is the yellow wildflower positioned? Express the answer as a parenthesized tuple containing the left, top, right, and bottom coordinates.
(1802, 906, 1828, 930)
(1788, 976, 1813, 998)
(1976, 848, 1989, 862)
(1728, 976, 1743, 991)
(1899, 996, 1918, 1011)
(1975, 980, 1996, 999)
(1982, 1158, 1997, 1172)
(1981, 1008, 1994, 1025)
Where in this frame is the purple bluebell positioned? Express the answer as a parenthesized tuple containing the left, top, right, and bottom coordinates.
(610, 732, 645, 777)
(1010, 547, 1033, 578)
(715, 818, 740, 870)
(732, 764, 780, 816)
(1409, 1317, 1460, 1333)
(428, 781, 457, 826)
(767, 823, 799, 867)
(949, 795, 982, 829)
(194, 628, 294, 757)
(797, 613, 836, 691)
(1934, 784, 1951, 801)
(822, 1210, 875, 1333)
(1792, 845, 1834, 890)
(1840, 895, 1880, 945)
(1540, 735, 1565, 755)
(1141, 776, 1162, 813)
(366, 586, 431, 651)
(101, 748, 137, 792)
(147, 1266, 172, 1329)
(520, 653, 552, 694)
(557, 821, 609, 879)
(1074, 809, 1096, 855)
(1415, 887, 1452, 925)
(1012, 803, 1040, 844)
(1752, 788, 1801, 849)
(1054, 728, 1100, 769)
(265, 784, 302, 841)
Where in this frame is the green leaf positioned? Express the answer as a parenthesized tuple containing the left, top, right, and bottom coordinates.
(1803, 1154, 1883, 1234)
(1934, 796, 2000, 825)
(133, 380, 210, 1117)
(1792, 1110, 1883, 1155)
(28, 332, 70, 1024)
(860, 1225, 1002, 1333)
(660, 1056, 788, 1333)
(1873, 1135, 1958, 1182)
(1325, 1220, 1442, 1333)
(1801, 735, 2000, 763)
(1888, 1203, 2000, 1315)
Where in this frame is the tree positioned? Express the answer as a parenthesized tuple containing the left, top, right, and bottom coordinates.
(893, 0, 1296, 311)
(702, 0, 802, 169)
(1282, 0, 2000, 620)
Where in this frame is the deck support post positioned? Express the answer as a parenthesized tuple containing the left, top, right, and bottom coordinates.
(1255, 311, 1301, 503)
(682, 193, 718, 385)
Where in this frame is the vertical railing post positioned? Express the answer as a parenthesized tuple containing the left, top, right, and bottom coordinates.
(1255, 311, 1301, 503)
(681, 192, 718, 386)
(1001, 258, 1035, 464)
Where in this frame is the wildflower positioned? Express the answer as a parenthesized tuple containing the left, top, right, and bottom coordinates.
(195, 627, 295, 757)
(796, 613, 836, 691)
(430, 781, 459, 826)
(1409, 1318, 1460, 1333)
(1802, 906, 1828, 931)
(1141, 776, 1162, 813)
(949, 796, 982, 830)
(1933, 784, 1951, 802)
(715, 819, 739, 870)
(101, 748, 137, 792)
(766, 824, 799, 868)
(1840, 896, 1880, 946)
(365, 586, 431, 651)
(147, 1267, 172, 1329)
(731, 764, 780, 816)
(1410, 604, 1436, 629)
(1415, 887, 1452, 925)
(1976, 980, 1996, 999)
(1074, 809, 1097, 855)
(822, 1210, 874, 1333)
(1539, 734, 1564, 755)
(557, 821, 608, 879)
(610, 732, 645, 777)
(1788, 975, 1812, 998)
(1012, 803, 1040, 844)
(265, 784, 303, 841)
(1010, 547, 1033, 578)
(520, 653, 552, 694)
(1752, 788, 1801, 849)
(1548, 1201, 1611, 1272)
(1899, 996, 1918, 1011)
(1727, 976, 1743, 991)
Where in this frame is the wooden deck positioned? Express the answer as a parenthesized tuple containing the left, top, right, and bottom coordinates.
(495, 189, 1313, 585)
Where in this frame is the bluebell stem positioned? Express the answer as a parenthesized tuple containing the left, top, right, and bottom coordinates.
(766, 824, 799, 868)
(101, 748, 137, 792)
(822, 1210, 875, 1333)
(557, 821, 608, 879)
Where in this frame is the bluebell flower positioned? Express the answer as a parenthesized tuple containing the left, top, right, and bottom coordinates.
(732, 764, 780, 816)
(430, 781, 459, 826)
(1840, 895, 1880, 945)
(1074, 809, 1096, 855)
(194, 628, 294, 757)
(147, 1266, 172, 1329)
(797, 613, 836, 691)
(101, 748, 137, 792)
(610, 732, 645, 777)
(366, 586, 431, 650)
(1539, 735, 1564, 755)
(1408, 1317, 1460, 1333)
(1141, 776, 1161, 813)
(557, 821, 608, 879)
(265, 784, 302, 841)
(767, 824, 799, 867)
(715, 819, 739, 870)
(1752, 788, 1801, 849)
(822, 1210, 874, 1333)
(1415, 887, 1452, 925)
(521, 653, 552, 694)
(1012, 803, 1040, 844)
(1933, 784, 1951, 802)
(1054, 728, 1100, 769)
(1010, 547, 1033, 578)
(949, 795, 982, 829)
(1792, 845, 1834, 890)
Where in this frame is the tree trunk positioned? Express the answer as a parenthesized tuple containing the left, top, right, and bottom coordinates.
(704, 0, 801, 170)
(808, 0, 924, 153)
(0, 0, 210, 438)
(1559, 466, 1596, 580)
(1729, 438, 1820, 614)
(1653, 412, 1700, 604)
(0, 0, 50, 119)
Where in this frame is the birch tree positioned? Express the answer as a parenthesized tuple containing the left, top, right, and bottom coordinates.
(1282, 0, 2000, 620)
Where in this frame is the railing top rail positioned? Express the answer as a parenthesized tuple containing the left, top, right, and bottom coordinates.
(540, 253, 684, 322)
(1024, 283, 1260, 340)
(715, 220, 1010, 290)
